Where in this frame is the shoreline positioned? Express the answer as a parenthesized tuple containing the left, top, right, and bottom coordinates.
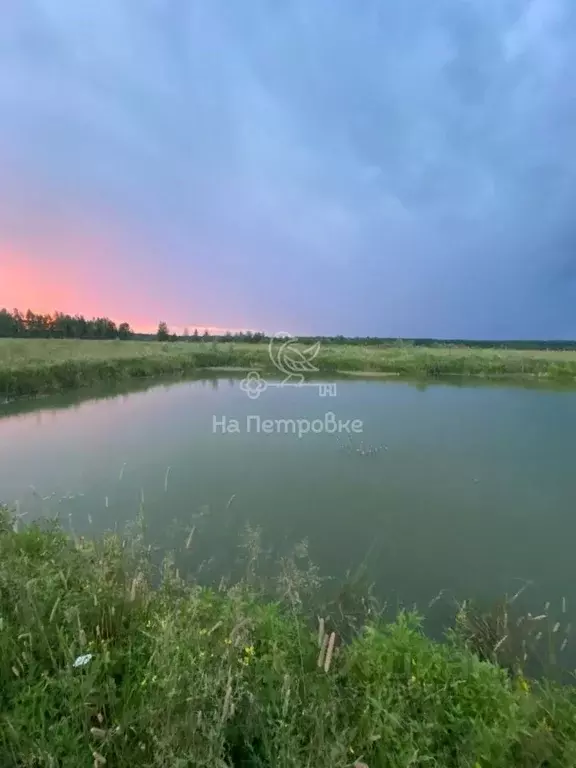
(2, 366, 575, 407)
(2, 338, 576, 400)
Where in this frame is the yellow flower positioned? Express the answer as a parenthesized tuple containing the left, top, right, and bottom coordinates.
(241, 645, 255, 666)
(199, 628, 207, 636)
(519, 677, 530, 693)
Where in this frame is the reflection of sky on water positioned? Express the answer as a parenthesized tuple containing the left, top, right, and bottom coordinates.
(0, 380, 225, 513)
(1, 376, 576, 636)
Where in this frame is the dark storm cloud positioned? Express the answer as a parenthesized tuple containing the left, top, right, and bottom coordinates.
(0, 0, 575, 336)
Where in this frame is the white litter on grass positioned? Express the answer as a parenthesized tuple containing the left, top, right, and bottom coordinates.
(73, 654, 93, 668)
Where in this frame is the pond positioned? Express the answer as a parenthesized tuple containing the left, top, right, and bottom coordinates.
(1, 374, 576, 665)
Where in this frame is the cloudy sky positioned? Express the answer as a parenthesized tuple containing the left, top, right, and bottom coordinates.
(1, 0, 575, 337)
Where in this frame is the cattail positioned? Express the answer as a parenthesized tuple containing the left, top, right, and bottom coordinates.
(317, 633, 329, 668)
(318, 617, 325, 649)
(324, 632, 336, 673)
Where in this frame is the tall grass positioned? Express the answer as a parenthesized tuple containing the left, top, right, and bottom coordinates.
(2, 339, 576, 399)
(1, 506, 576, 767)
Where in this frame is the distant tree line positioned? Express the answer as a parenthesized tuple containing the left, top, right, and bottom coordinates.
(2, 308, 575, 350)
(297, 336, 576, 351)
(160, 323, 267, 344)
(169, 327, 576, 351)
(0, 308, 134, 340)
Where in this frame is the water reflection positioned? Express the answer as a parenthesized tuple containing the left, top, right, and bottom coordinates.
(1, 372, 576, 669)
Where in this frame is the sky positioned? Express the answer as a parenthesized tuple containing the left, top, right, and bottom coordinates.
(1, 0, 575, 338)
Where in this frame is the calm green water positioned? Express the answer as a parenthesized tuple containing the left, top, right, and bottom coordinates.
(1, 375, 576, 644)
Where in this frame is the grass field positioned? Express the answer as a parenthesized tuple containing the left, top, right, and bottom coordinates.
(1, 338, 576, 399)
(1, 506, 576, 767)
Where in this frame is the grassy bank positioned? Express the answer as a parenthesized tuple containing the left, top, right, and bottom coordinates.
(2, 338, 576, 399)
(1, 509, 575, 766)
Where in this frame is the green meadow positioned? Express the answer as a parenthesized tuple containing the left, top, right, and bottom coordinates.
(2, 338, 576, 399)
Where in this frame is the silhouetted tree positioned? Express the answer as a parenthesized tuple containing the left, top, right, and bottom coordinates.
(12, 309, 25, 335)
(0, 309, 18, 337)
(118, 322, 133, 340)
(157, 321, 170, 342)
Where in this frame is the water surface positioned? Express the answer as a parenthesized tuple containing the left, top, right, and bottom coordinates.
(1, 375, 576, 660)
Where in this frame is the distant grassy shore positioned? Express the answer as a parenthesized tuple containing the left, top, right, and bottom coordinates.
(2, 338, 576, 399)
(1, 507, 576, 767)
